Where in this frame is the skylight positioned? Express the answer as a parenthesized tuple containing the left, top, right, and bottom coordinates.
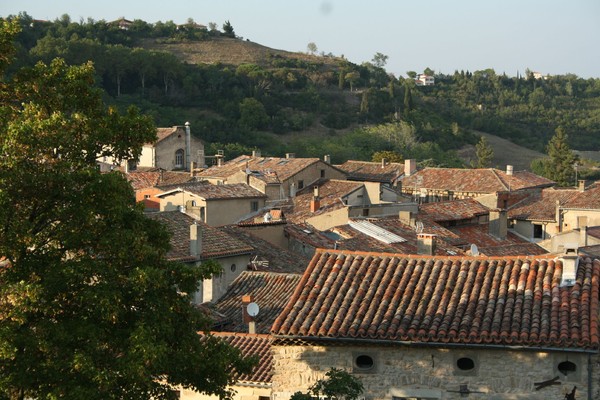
(348, 220, 407, 244)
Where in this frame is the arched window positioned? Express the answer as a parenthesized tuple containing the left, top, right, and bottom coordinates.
(175, 149, 184, 168)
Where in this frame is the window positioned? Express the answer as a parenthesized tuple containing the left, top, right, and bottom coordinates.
(555, 356, 580, 381)
(362, 208, 369, 217)
(251, 201, 259, 212)
(230, 264, 236, 272)
(353, 352, 377, 374)
(175, 149, 184, 168)
(320, 169, 325, 178)
(454, 354, 478, 376)
(533, 224, 543, 239)
(298, 180, 304, 190)
(144, 194, 151, 199)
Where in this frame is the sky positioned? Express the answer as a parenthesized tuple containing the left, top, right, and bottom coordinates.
(2, 0, 599, 78)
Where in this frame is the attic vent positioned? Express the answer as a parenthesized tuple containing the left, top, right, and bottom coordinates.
(349, 220, 407, 244)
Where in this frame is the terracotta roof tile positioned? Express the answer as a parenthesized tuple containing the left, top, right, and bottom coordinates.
(197, 155, 325, 182)
(272, 250, 600, 350)
(215, 271, 302, 334)
(158, 182, 266, 200)
(336, 160, 404, 183)
(448, 224, 548, 256)
(402, 168, 554, 194)
(126, 170, 193, 190)
(283, 179, 364, 224)
(508, 188, 579, 221)
(146, 211, 253, 260)
(565, 182, 600, 209)
(420, 198, 489, 222)
(207, 332, 273, 384)
(220, 225, 310, 274)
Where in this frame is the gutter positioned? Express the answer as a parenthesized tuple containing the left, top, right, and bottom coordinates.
(273, 335, 599, 355)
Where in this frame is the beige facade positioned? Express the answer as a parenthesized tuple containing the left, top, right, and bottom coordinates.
(271, 344, 594, 400)
(159, 191, 266, 226)
(193, 253, 251, 304)
(140, 126, 205, 171)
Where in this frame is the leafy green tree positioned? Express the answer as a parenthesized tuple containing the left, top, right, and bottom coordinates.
(474, 135, 494, 168)
(371, 52, 388, 68)
(307, 42, 317, 55)
(131, 48, 157, 97)
(0, 20, 253, 400)
(105, 44, 131, 97)
(372, 150, 403, 163)
(239, 97, 269, 130)
(543, 127, 579, 186)
(344, 71, 359, 91)
(222, 20, 235, 38)
(290, 368, 364, 400)
(406, 71, 417, 79)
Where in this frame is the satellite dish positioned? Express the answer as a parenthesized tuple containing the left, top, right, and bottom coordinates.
(247, 302, 260, 317)
(470, 244, 479, 256)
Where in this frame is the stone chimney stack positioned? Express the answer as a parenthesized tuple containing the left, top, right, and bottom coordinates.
(578, 180, 587, 192)
(506, 165, 514, 176)
(252, 149, 261, 158)
(404, 159, 417, 177)
(310, 186, 320, 212)
(559, 255, 579, 287)
(324, 154, 331, 164)
(399, 210, 415, 226)
(381, 158, 387, 168)
(190, 222, 202, 258)
(286, 153, 295, 159)
(417, 233, 436, 255)
(578, 216, 588, 247)
(489, 209, 508, 240)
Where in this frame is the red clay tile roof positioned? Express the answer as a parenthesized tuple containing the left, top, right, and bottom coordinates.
(197, 155, 324, 183)
(337, 160, 403, 183)
(208, 332, 273, 384)
(126, 170, 193, 190)
(448, 224, 548, 256)
(508, 188, 579, 221)
(564, 181, 600, 209)
(402, 168, 554, 194)
(214, 271, 302, 334)
(158, 182, 267, 200)
(271, 250, 600, 350)
(146, 211, 253, 261)
(420, 198, 489, 222)
(588, 226, 600, 240)
(220, 225, 309, 274)
(154, 126, 184, 144)
(283, 180, 364, 224)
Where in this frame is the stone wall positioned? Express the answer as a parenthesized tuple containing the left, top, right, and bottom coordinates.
(271, 344, 595, 400)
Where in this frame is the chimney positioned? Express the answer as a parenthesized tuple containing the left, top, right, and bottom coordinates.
(506, 165, 513, 176)
(324, 154, 331, 164)
(252, 149, 261, 158)
(559, 255, 579, 287)
(381, 158, 387, 168)
(555, 200, 563, 233)
(578, 216, 588, 247)
(417, 233, 436, 255)
(241, 295, 257, 334)
(216, 156, 223, 167)
(289, 182, 296, 198)
(399, 210, 415, 226)
(190, 222, 202, 258)
(488, 209, 508, 240)
(578, 180, 587, 192)
(310, 186, 320, 212)
(190, 161, 195, 177)
(404, 159, 416, 177)
(285, 153, 295, 159)
(185, 122, 191, 172)
(123, 160, 129, 174)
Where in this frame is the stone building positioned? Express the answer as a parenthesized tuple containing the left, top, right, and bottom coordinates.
(270, 249, 600, 400)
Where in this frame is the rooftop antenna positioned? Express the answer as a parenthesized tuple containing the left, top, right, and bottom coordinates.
(415, 221, 424, 234)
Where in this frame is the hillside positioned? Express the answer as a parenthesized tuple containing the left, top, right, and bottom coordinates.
(141, 36, 342, 69)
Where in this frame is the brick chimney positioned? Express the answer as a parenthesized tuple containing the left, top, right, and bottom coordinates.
(404, 159, 416, 177)
(190, 222, 202, 258)
(489, 209, 507, 240)
(417, 233, 436, 255)
(310, 186, 320, 212)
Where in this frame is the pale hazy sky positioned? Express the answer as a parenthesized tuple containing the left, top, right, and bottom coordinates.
(2, 0, 599, 78)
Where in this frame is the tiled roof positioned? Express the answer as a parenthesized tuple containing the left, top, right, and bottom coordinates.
(283, 179, 364, 224)
(154, 126, 184, 144)
(208, 332, 273, 384)
(158, 182, 267, 200)
(336, 160, 403, 183)
(420, 198, 489, 222)
(271, 250, 600, 350)
(588, 226, 600, 240)
(564, 182, 600, 209)
(220, 225, 309, 274)
(214, 271, 302, 334)
(146, 211, 253, 261)
(197, 155, 324, 182)
(508, 188, 578, 221)
(448, 224, 548, 256)
(402, 168, 554, 194)
(126, 170, 193, 190)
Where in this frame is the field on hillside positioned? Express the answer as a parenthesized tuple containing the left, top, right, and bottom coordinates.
(458, 132, 545, 171)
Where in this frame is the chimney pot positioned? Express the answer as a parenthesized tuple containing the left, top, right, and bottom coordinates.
(578, 180, 586, 192)
(506, 165, 513, 175)
(324, 154, 331, 164)
(417, 233, 436, 255)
